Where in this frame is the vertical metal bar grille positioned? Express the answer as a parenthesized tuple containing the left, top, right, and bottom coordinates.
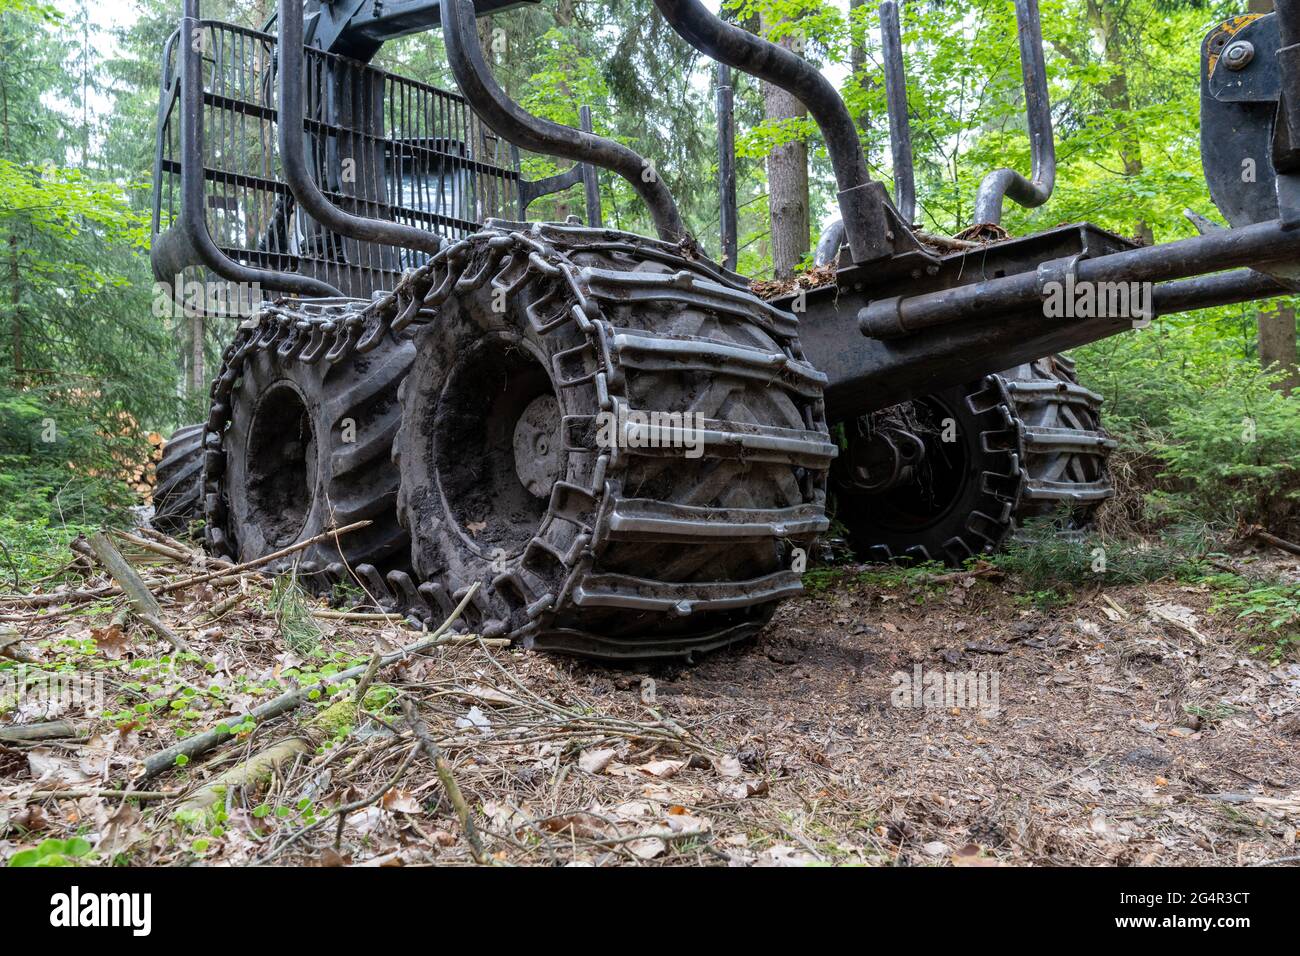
(153, 20, 521, 300)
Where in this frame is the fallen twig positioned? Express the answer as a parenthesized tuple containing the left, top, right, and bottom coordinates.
(312, 609, 410, 622)
(1248, 525, 1300, 558)
(1100, 594, 1130, 619)
(28, 788, 173, 801)
(1149, 606, 1208, 645)
(0, 720, 79, 743)
(112, 529, 199, 565)
(257, 742, 419, 865)
(203, 591, 251, 622)
(0, 583, 119, 608)
(87, 532, 193, 655)
(915, 230, 983, 252)
(1, 521, 372, 609)
(136, 583, 480, 782)
(353, 651, 383, 705)
(154, 520, 373, 596)
(402, 697, 488, 864)
(177, 737, 313, 814)
(913, 563, 1002, 586)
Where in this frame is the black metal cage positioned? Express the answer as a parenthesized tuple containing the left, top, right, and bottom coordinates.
(151, 17, 524, 301)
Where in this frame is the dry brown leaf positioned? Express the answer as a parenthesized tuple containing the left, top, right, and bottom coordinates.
(380, 787, 422, 814)
(664, 813, 710, 836)
(539, 812, 614, 841)
(637, 759, 685, 779)
(718, 778, 769, 801)
(714, 754, 743, 778)
(97, 803, 148, 855)
(951, 846, 1003, 867)
(12, 804, 50, 831)
(463, 683, 515, 707)
(27, 748, 96, 786)
(758, 845, 817, 866)
(578, 748, 618, 774)
(627, 837, 667, 859)
(92, 624, 130, 658)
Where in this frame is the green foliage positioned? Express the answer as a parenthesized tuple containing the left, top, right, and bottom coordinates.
(268, 572, 324, 656)
(7, 837, 94, 866)
(1076, 311, 1300, 530)
(989, 520, 1214, 590)
(1210, 578, 1300, 663)
(1, 0, 183, 541)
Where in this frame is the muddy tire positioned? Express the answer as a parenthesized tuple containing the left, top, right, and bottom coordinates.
(151, 424, 204, 534)
(206, 331, 414, 589)
(836, 354, 1114, 564)
(1000, 355, 1114, 525)
(393, 224, 835, 659)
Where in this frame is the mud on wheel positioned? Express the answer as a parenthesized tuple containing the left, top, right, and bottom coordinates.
(392, 223, 836, 659)
(151, 424, 204, 534)
(202, 313, 415, 592)
(835, 354, 1115, 565)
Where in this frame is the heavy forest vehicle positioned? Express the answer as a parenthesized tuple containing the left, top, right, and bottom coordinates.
(150, 0, 1295, 658)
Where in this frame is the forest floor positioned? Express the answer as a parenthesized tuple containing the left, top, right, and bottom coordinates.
(1, 531, 1298, 867)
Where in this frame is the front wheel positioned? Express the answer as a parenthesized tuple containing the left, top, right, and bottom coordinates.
(392, 224, 836, 659)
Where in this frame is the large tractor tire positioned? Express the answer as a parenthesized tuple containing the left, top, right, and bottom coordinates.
(835, 354, 1114, 565)
(390, 223, 835, 659)
(151, 424, 204, 534)
(202, 323, 415, 592)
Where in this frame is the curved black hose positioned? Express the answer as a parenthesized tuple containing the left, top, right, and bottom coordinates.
(439, 0, 687, 241)
(278, 0, 443, 256)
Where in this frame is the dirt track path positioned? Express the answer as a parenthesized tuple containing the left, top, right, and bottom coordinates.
(613, 569, 1300, 865)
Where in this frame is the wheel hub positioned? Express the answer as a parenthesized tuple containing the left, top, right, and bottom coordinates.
(512, 395, 562, 498)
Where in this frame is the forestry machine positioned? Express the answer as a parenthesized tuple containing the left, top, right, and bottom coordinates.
(149, 0, 1297, 658)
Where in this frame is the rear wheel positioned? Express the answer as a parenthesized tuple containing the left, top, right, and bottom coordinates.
(151, 424, 203, 535)
(205, 330, 415, 590)
(835, 354, 1114, 564)
(393, 224, 835, 659)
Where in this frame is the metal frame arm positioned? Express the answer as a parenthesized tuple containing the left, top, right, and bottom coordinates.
(653, 0, 903, 264)
(439, 0, 686, 241)
(278, 0, 444, 257)
(859, 218, 1300, 338)
(151, 0, 341, 297)
(974, 0, 1056, 225)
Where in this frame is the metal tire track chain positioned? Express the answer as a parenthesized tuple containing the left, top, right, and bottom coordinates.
(203, 223, 836, 656)
(200, 232, 519, 563)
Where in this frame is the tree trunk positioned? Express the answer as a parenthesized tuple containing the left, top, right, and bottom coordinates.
(549, 0, 578, 223)
(760, 11, 810, 280)
(2, 76, 20, 377)
(1259, 305, 1300, 391)
(1246, 0, 1298, 386)
(848, 0, 871, 143)
(1085, 0, 1151, 245)
(8, 233, 19, 377)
